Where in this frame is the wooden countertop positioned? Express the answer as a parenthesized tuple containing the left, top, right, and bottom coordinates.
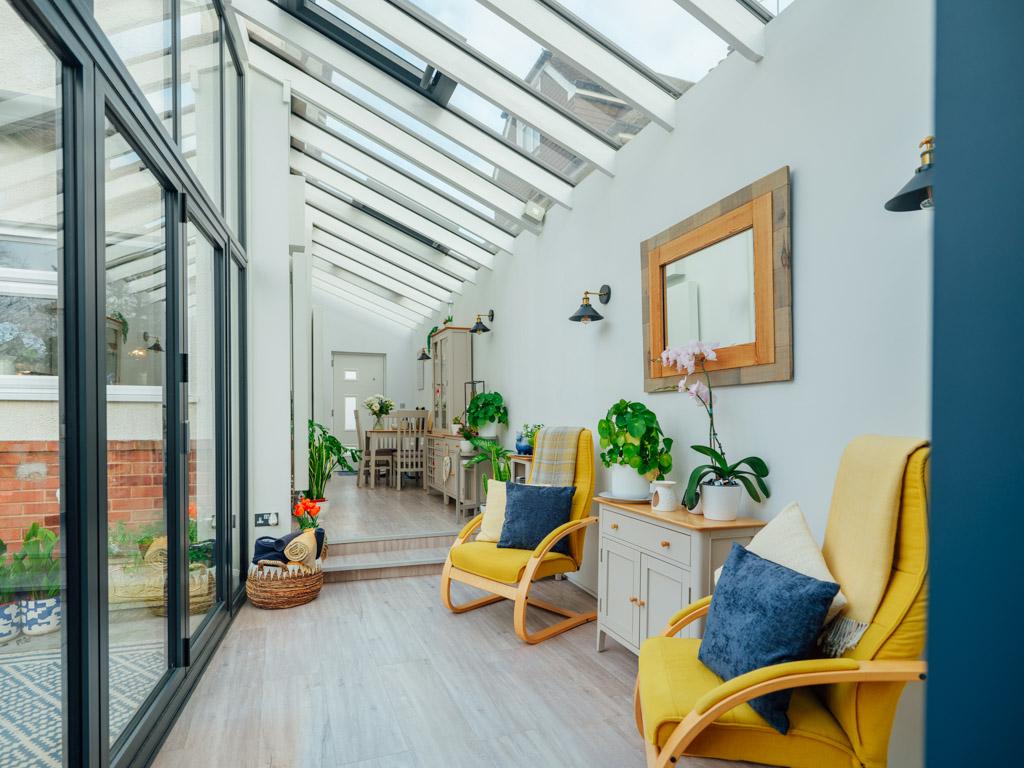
(595, 495, 766, 532)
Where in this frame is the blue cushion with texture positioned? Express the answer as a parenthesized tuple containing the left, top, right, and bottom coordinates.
(498, 483, 574, 555)
(698, 543, 840, 734)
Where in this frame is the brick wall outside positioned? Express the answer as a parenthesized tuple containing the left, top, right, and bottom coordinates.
(0, 439, 169, 551)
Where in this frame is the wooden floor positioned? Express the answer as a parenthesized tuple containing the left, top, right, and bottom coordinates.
(323, 473, 462, 542)
(154, 576, 755, 768)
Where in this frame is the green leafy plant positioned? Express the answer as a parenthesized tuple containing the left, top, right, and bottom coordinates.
(466, 392, 508, 430)
(465, 437, 512, 494)
(598, 400, 673, 480)
(308, 419, 361, 501)
(458, 422, 479, 441)
(0, 539, 21, 605)
(661, 341, 770, 509)
(12, 523, 61, 600)
(521, 423, 543, 445)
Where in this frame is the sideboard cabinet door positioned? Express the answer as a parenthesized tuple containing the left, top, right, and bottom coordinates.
(599, 538, 640, 648)
(639, 554, 690, 641)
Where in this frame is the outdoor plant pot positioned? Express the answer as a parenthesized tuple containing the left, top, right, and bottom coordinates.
(609, 464, 651, 500)
(20, 596, 62, 637)
(701, 482, 742, 521)
(0, 602, 20, 644)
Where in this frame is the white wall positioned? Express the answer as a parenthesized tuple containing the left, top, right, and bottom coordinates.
(408, 0, 932, 762)
(313, 288, 417, 429)
(246, 69, 293, 538)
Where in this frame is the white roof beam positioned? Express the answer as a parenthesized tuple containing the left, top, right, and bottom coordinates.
(477, 0, 676, 131)
(311, 226, 454, 302)
(232, 1, 573, 207)
(312, 245, 441, 312)
(332, 0, 616, 174)
(313, 263, 431, 320)
(672, 0, 765, 62)
(291, 149, 497, 269)
(313, 278, 419, 328)
(246, 46, 528, 224)
(291, 115, 516, 252)
(304, 183, 477, 283)
(309, 209, 462, 293)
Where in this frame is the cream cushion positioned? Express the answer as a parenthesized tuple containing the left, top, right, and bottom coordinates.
(714, 502, 849, 623)
(475, 481, 507, 542)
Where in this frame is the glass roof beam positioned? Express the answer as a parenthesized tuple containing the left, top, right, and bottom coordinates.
(312, 242, 446, 307)
(313, 259, 435, 318)
(476, 0, 677, 130)
(233, 1, 574, 207)
(312, 274, 422, 327)
(673, 0, 766, 62)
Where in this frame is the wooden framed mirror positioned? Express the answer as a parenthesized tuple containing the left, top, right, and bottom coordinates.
(641, 167, 792, 392)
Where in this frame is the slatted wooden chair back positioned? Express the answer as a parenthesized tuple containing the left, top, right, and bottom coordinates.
(395, 409, 427, 489)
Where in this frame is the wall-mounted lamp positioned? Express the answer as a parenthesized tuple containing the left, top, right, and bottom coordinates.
(470, 310, 494, 335)
(569, 285, 611, 324)
(417, 348, 431, 361)
(145, 332, 163, 353)
(885, 136, 934, 211)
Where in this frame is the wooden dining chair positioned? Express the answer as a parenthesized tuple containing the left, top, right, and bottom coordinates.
(395, 409, 427, 490)
(355, 410, 392, 488)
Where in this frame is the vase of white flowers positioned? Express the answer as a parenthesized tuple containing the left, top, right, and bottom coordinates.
(364, 394, 396, 428)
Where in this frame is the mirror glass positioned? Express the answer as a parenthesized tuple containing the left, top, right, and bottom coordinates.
(663, 228, 756, 349)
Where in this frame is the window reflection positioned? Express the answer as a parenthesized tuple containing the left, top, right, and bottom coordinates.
(180, 0, 223, 208)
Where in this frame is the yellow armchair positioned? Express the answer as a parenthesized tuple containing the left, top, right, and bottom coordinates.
(634, 442, 931, 768)
(439, 428, 596, 644)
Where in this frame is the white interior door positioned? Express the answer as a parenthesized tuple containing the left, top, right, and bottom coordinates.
(332, 352, 386, 447)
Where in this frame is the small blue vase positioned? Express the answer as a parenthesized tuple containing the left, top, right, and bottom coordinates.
(515, 432, 533, 455)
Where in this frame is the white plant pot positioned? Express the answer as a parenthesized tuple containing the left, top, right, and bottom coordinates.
(609, 464, 651, 500)
(20, 596, 61, 637)
(0, 602, 20, 645)
(459, 440, 474, 453)
(701, 483, 742, 521)
(478, 422, 498, 439)
(450, 424, 461, 435)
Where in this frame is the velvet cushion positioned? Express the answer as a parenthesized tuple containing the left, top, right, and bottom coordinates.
(698, 544, 839, 734)
(498, 483, 574, 555)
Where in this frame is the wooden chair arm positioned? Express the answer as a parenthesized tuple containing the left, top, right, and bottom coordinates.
(455, 514, 484, 545)
(655, 659, 928, 764)
(662, 596, 712, 637)
(530, 517, 598, 559)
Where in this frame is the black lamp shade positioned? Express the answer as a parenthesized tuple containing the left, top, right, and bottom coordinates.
(569, 302, 604, 323)
(885, 164, 934, 211)
(147, 338, 164, 353)
(470, 316, 490, 334)
(417, 348, 431, 361)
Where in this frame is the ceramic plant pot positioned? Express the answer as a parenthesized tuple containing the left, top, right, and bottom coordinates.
(21, 596, 62, 637)
(450, 424, 461, 436)
(478, 421, 498, 439)
(0, 602, 20, 645)
(609, 464, 651, 500)
(515, 432, 533, 455)
(459, 440, 474, 453)
(701, 482, 742, 521)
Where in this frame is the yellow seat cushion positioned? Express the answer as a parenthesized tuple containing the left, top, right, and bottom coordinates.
(449, 540, 576, 584)
(638, 637, 859, 768)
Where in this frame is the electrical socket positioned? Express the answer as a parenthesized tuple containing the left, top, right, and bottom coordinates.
(255, 513, 279, 527)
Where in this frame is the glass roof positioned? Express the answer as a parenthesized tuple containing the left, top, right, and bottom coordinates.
(308, 0, 428, 73)
(552, 0, 730, 87)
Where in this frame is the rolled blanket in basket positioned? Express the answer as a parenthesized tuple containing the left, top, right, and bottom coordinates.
(283, 529, 318, 569)
(252, 528, 326, 565)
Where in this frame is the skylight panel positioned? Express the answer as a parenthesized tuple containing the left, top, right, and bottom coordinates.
(308, 0, 429, 72)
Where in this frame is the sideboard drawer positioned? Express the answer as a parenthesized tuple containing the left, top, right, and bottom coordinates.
(601, 507, 691, 566)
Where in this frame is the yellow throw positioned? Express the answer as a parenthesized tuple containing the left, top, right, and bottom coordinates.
(820, 434, 929, 656)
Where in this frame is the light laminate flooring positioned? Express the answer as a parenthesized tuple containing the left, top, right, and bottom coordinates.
(154, 576, 756, 768)
(323, 474, 462, 542)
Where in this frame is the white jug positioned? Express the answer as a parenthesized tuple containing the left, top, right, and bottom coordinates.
(651, 480, 680, 512)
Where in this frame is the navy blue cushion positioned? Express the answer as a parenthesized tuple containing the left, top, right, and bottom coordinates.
(698, 543, 839, 734)
(498, 483, 575, 555)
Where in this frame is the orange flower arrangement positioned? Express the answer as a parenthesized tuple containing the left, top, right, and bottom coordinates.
(293, 497, 321, 530)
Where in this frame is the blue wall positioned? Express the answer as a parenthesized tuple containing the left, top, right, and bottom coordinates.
(930, 1, 1024, 763)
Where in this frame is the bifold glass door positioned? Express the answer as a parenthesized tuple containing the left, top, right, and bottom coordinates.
(0, 3, 68, 763)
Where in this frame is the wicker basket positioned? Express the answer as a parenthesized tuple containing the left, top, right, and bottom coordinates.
(246, 543, 328, 610)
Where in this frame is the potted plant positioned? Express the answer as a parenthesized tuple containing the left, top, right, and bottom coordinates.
(466, 391, 508, 438)
(451, 413, 465, 436)
(515, 423, 543, 455)
(0, 539, 22, 645)
(465, 437, 512, 495)
(364, 394, 395, 429)
(661, 341, 770, 520)
(293, 498, 322, 531)
(598, 400, 673, 500)
(307, 419, 360, 520)
(457, 421, 478, 453)
(14, 523, 62, 637)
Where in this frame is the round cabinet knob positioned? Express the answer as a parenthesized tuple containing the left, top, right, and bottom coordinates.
(628, 596, 638, 604)
(660, 540, 671, 548)
(637, 599, 647, 607)
(610, 523, 619, 530)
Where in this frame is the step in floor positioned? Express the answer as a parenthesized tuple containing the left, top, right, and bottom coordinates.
(322, 544, 450, 583)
